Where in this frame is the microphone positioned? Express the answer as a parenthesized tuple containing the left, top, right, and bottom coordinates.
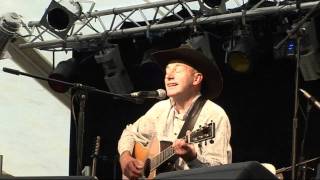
(3, 67, 21, 75)
(299, 89, 320, 110)
(0, 12, 21, 59)
(130, 89, 167, 100)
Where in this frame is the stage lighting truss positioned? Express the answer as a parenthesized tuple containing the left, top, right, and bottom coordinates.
(15, 0, 320, 51)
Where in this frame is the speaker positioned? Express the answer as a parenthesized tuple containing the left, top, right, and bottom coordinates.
(0, 176, 96, 180)
(155, 161, 278, 179)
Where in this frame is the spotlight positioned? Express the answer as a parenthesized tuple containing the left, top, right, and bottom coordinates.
(40, 0, 82, 39)
(0, 12, 21, 59)
(95, 45, 134, 94)
(198, 0, 227, 15)
(299, 16, 320, 81)
(140, 49, 162, 71)
(227, 28, 256, 73)
(188, 32, 215, 61)
(48, 58, 79, 93)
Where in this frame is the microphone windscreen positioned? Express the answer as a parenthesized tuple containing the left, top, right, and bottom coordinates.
(156, 89, 167, 100)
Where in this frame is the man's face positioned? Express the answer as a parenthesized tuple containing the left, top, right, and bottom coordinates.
(164, 61, 201, 98)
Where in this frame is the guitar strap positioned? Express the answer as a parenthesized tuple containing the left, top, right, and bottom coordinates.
(177, 96, 207, 139)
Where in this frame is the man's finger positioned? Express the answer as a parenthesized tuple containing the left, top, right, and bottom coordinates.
(186, 130, 191, 135)
(133, 160, 144, 171)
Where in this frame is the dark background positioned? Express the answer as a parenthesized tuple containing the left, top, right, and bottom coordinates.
(65, 11, 320, 180)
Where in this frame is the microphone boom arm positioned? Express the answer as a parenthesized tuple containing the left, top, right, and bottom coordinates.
(2, 67, 139, 103)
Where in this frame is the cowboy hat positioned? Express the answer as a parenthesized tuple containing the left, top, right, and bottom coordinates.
(151, 44, 223, 99)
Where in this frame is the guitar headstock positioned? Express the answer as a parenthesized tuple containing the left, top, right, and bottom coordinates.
(92, 136, 101, 158)
(187, 122, 215, 144)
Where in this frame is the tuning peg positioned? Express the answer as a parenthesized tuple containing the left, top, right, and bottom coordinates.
(209, 139, 214, 144)
(210, 120, 213, 126)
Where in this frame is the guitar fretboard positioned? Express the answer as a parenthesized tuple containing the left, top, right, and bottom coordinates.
(150, 145, 175, 171)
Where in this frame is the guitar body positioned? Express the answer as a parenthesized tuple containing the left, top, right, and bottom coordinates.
(133, 136, 160, 179)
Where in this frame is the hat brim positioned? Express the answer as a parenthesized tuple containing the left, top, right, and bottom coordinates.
(151, 47, 223, 99)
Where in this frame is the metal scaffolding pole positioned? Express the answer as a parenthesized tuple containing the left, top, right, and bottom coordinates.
(18, 1, 319, 50)
(27, 0, 197, 27)
(23, 0, 199, 48)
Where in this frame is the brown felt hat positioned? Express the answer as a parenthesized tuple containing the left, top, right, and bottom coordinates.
(151, 44, 223, 99)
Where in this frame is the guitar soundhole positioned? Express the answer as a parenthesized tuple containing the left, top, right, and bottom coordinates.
(144, 158, 151, 177)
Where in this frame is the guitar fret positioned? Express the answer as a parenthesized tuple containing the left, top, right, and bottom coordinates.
(150, 146, 175, 171)
(154, 155, 159, 169)
(166, 148, 169, 162)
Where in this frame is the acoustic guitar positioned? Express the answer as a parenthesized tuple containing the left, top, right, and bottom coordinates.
(133, 122, 215, 179)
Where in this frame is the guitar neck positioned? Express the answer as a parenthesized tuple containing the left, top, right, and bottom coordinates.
(150, 145, 175, 171)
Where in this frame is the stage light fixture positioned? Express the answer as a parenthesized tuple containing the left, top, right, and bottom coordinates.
(95, 45, 134, 94)
(0, 12, 21, 59)
(299, 17, 320, 81)
(188, 32, 215, 61)
(40, 0, 82, 39)
(140, 48, 162, 72)
(48, 58, 79, 93)
(198, 0, 227, 15)
(227, 28, 256, 74)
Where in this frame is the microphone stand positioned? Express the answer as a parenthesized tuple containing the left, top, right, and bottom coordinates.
(2, 67, 140, 176)
(76, 89, 86, 176)
(274, 2, 320, 180)
(276, 156, 320, 174)
(297, 102, 312, 180)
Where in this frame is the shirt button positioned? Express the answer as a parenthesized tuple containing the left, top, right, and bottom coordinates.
(174, 133, 177, 135)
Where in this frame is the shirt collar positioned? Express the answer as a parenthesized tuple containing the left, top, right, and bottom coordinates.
(169, 93, 202, 118)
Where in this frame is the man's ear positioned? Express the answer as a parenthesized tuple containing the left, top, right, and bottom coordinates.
(193, 73, 203, 85)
